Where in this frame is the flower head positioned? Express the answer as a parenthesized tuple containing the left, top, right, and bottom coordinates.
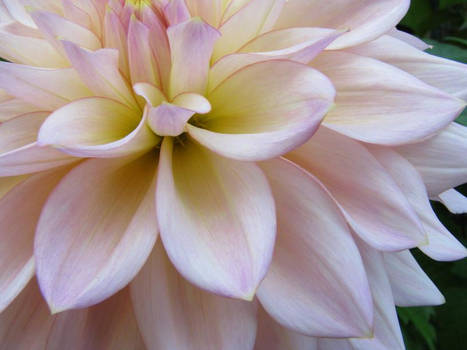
(0, 0, 466, 349)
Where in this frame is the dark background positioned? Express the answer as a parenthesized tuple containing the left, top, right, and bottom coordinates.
(396, 1, 467, 349)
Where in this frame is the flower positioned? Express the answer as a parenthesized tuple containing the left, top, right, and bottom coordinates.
(0, 0, 466, 349)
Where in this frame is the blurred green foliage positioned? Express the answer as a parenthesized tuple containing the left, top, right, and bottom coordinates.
(397, 1, 467, 349)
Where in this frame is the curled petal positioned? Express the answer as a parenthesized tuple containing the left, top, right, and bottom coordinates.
(287, 127, 426, 251)
(35, 154, 158, 312)
(191, 60, 335, 161)
(130, 242, 258, 350)
(396, 122, 467, 196)
(312, 51, 465, 145)
(275, 0, 410, 49)
(383, 251, 444, 307)
(156, 137, 276, 299)
(38, 97, 158, 158)
(257, 158, 372, 338)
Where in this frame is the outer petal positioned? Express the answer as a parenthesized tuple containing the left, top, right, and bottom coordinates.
(37, 97, 158, 158)
(388, 28, 431, 50)
(254, 308, 318, 350)
(0, 62, 91, 110)
(348, 35, 467, 99)
(35, 154, 158, 312)
(212, 0, 285, 61)
(275, 0, 410, 49)
(156, 137, 276, 299)
(130, 242, 258, 350)
(437, 189, 467, 214)
(287, 127, 426, 251)
(0, 169, 70, 312)
(348, 241, 405, 350)
(396, 122, 467, 196)
(312, 51, 465, 145)
(257, 158, 372, 337)
(47, 288, 146, 350)
(0, 95, 38, 122)
(383, 250, 444, 307)
(0, 280, 145, 350)
(63, 41, 139, 110)
(0, 27, 67, 67)
(368, 145, 467, 261)
(191, 60, 335, 161)
(167, 17, 220, 97)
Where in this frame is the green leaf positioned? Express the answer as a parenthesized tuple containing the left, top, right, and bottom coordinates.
(439, 0, 466, 9)
(425, 39, 467, 63)
(397, 307, 437, 350)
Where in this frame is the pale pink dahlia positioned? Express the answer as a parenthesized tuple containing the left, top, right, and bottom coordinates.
(0, 0, 466, 349)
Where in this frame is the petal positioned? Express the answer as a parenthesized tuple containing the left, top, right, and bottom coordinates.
(208, 28, 342, 90)
(312, 51, 465, 145)
(275, 0, 410, 49)
(0, 96, 38, 122)
(63, 41, 140, 110)
(254, 308, 318, 350)
(368, 145, 467, 261)
(349, 241, 405, 350)
(388, 28, 431, 50)
(190, 60, 335, 161)
(167, 17, 220, 97)
(0, 62, 91, 110)
(257, 158, 372, 338)
(163, 0, 191, 26)
(348, 35, 467, 99)
(0, 279, 56, 348)
(47, 288, 146, 350)
(130, 242, 258, 350)
(383, 250, 444, 307)
(0, 168, 71, 312)
(31, 11, 101, 55)
(212, 0, 285, 61)
(37, 97, 158, 158)
(35, 154, 158, 312)
(147, 103, 195, 137)
(287, 127, 426, 251)
(437, 189, 467, 214)
(0, 28, 67, 67)
(396, 122, 467, 196)
(103, 7, 130, 78)
(128, 17, 160, 87)
(0, 112, 75, 176)
(156, 137, 276, 299)
(184, 0, 223, 27)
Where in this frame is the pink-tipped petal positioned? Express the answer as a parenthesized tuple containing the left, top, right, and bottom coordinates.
(312, 51, 465, 145)
(38, 97, 158, 158)
(287, 127, 426, 251)
(257, 158, 372, 338)
(30, 11, 101, 56)
(147, 103, 194, 137)
(388, 28, 431, 50)
(63, 41, 139, 110)
(368, 145, 467, 261)
(437, 189, 467, 214)
(163, 0, 191, 26)
(103, 7, 130, 78)
(383, 250, 444, 307)
(275, 0, 410, 49)
(190, 60, 334, 161)
(212, 0, 285, 61)
(0, 62, 91, 110)
(156, 137, 276, 299)
(130, 242, 258, 350)
(35, 154, 158, 312)
(396, 122, 467, 197)
(348, 35, 467, 99)
(0, 167, 71, 312)
(167, 17, 220, 97)
(128, 17, 160, 87)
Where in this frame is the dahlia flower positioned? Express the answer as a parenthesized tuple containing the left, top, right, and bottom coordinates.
(0, 0, 466, 349)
